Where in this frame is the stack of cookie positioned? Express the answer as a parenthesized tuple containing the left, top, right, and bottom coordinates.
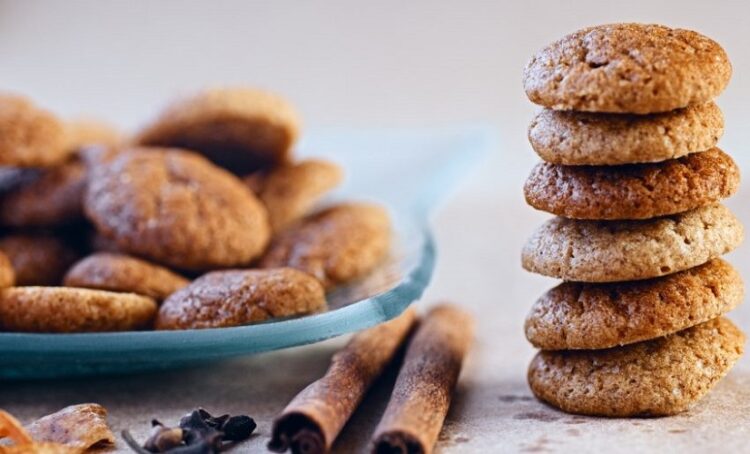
(521, 24, 746, 416)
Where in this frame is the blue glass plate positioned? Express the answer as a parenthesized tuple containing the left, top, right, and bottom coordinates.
(0, 127, 493, 379)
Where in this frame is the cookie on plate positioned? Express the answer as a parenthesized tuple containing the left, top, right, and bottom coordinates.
(524, 148, 739, 220)
(0, 234, 80, 286)
(156, 268, 326, 330)
(260, 203, 391, 289)
(0, 94, 69, 167)
(526, 259, 744, 350)
(528, 102, 723, 165)
(523, 24, 731, 114)
(0, 287, 157, 333)
(522, 204, 743, 282)
(64, 253, 189, 301)
(136, 87, 299, 174)
(528, 317, 745, 416)
(247, 159, 343, 232)
(84, 147, 270, 270)
(0, 160, 87, 227)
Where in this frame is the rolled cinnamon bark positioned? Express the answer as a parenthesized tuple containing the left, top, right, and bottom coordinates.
(370, 304, 474, 454)
(268, 308, 417, 454)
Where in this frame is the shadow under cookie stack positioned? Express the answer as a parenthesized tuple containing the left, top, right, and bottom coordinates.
(520, 23, 746, 416)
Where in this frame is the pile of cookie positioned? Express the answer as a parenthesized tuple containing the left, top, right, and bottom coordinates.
(0, 88, 391, 332)
(521, 24, 745, 416)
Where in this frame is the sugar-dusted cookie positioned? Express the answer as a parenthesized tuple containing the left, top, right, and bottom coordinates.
(0, 234, 80, 286)
(155, 268, 326, 330)
(0, 160, 87, 227)
(248, 159, 343, 232)
(64, 253, 189, 301)
(524, 148, 739, 220)
(524, 24, 731, 114)
(0, 287, 157, 332)
(260, 203, 391, 289)
(522, 204, 743, 282)
(136, 87, 299, 174)
(0, 94, 69, 167)
(84, 148, 270, 270)
(528, 317, 745, 416)
(528, 102, 723, 165)
(526, 259, 743, 350)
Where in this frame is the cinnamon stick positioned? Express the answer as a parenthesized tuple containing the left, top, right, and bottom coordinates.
(269, 308, 417, 454)
(370, 304, 474, 454)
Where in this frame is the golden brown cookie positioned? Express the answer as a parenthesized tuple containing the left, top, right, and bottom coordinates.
(249, 159, 344, 232)
(260, 203, 391, 289)
(64, 118, 123, 152)
(84, 147, 270, 270)
(524, 24, 732, 114)
(524, 148, 739, 220)
(0, 250, 15, 288)
(525, 259, 744, 350)
(63, 253, 189, 301)
(528, 102, 724, 165)
(0, 287, 157, 333)
(522, 204, 743, 283)
(155, 268, 326, 330)
(0, 94, 69, 167)
(0, 160, 87, 227)
(528, 317, 745, 416)
(0, 234, 80, 286)
(136, 87, 299, 174)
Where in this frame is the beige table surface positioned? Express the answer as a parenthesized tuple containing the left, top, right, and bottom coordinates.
(3, 173, 750, 454)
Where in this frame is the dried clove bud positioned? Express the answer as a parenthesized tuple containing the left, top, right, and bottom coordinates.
(179, 410, 223, 451)
(144, 420, 184, 452)
(222, 415, 256, 441)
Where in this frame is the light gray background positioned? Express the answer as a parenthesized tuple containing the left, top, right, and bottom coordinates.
(3, 1, 750, 453)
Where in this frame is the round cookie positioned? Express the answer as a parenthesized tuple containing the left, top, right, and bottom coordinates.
(524, 148, 739, 220)
(63, 253, 189, 301)
(0, 234, 80, 286)
(523, 24, 732, 114)
(260, 203, 391, 289)
(64, 118, 123, 151)
(0, 287, 157, 333)
(528, 317, 745, 416)
(156, 268, 326, 330)
(522, 204, 743, 283)
(135, 87, 299, 174)
(84, 147, 270, 270)
(0, 94, 69, 167)
(0, 160, 87, 227)
(248, 159, 344, 232)
(528, 102, 724, 165)
(0, 251, 15, 288)
(526, 259, 743, 350)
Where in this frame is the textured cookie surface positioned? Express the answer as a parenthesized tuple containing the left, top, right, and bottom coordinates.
(0, 234, 80, 286)
(136, 87, 299, 174)
(260, 203, 391, 288)
(84, 147, 270, 270)
(524, 148, 739, 220)
(522, 204, 743, 282)
(524, 24, 731, 113)
(528, 317, 745, 416)
(526, 259, 743, 350)
(0, 160, 87, 227)
(0, 94, 69, 167)
(249, 159, 343, 232)
(64, 253, 189, 301)
(156, 268, 326, 329)
(529, 102, 723, 165)
(0, 287, 157, 333)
